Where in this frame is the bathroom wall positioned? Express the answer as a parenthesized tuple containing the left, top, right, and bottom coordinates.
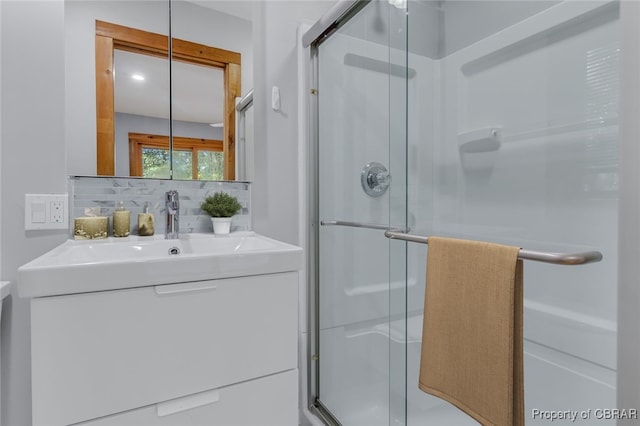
(441, 0, 559, 56)
(618, 1, 640, 416)
(251, 3, 334, 424)
(251, 1, 333, 247)
(0, 0, 2, 280)
(406, 1, 619, 422)
(0, 1, 3, 421)
(0, 2, 68, 425)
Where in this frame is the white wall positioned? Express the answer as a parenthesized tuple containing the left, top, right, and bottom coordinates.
(618, 0, 640, 419)
(441, 0, 558, 56)
(250, 3, 332, 423)
(0, 0, 2, 283)
(0, 1, 3, 420)
(251, 0, 332, 245)
(0, 2, 68, 425)
(411, 1, 619, 422)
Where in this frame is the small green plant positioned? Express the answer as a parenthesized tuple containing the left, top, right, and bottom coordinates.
(200, 192, 242, 218)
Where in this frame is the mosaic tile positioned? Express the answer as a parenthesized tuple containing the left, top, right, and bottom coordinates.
(70, 177, 251, 237)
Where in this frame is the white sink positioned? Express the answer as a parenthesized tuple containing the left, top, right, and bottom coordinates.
(18, 232, 302, 298)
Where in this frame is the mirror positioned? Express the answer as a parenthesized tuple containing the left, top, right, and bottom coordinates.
(64, 0, 253, 180)
(117, 51, 225, 179)
(95, 20, 241, 179)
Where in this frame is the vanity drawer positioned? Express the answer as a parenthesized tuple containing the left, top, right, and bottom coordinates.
(77, 369, 298, 426)
(31, 272, 298, 426)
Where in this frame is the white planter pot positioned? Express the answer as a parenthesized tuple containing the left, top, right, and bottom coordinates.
(211, 217, 232, 234)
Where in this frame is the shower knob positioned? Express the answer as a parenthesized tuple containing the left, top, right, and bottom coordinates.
(361, 162, 391, 197)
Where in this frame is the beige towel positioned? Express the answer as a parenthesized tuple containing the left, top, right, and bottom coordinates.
(418, 237, 524, 426)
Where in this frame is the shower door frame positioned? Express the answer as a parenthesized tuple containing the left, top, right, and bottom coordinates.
(305, 1, 411, 424)
(306, 3, 372, 423)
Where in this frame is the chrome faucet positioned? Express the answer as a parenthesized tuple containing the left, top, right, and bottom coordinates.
(165, 190, 179, 239)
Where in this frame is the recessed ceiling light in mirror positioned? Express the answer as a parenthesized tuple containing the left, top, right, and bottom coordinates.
(131, 74, 145, 81)
(113, 49, 224, 124)
(114, 50, 170, 119)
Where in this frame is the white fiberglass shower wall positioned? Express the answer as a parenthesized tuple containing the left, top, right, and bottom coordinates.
(407, 0, 618, 423)
(311, 1, 618, 425)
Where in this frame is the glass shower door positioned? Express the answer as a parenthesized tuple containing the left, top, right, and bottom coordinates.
(315, 1, 409, 425)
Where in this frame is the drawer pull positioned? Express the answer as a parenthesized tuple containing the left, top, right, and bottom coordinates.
(157, 389, 220, 417)
(155, 282, 217, 295)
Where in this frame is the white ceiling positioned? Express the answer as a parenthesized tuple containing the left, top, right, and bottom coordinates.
(114, 50, 224, 124)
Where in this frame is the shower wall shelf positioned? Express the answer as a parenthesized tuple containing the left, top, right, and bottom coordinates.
(384, 231, 603, 265)
(458, 128, 502, 153)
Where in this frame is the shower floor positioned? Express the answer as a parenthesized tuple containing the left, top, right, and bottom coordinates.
(329, 389, 480, 426)
(320, 313, 481, 426)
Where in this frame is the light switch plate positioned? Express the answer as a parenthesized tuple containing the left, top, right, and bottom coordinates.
(25, 194, 69, 230)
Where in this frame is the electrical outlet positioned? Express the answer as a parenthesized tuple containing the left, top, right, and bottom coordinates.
(51, 200, 65, 223)
(25, 194, 69, 230)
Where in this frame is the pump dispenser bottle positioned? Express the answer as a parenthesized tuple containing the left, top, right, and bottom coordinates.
(112, 201, 130, 237)
(138, 202, 155, 236)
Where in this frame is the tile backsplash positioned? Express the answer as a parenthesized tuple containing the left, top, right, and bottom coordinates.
(70, 176, 251, 237)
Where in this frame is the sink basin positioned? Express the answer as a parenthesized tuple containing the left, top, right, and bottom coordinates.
(18, 232, 302, 298)
(45, 232, 282, 263)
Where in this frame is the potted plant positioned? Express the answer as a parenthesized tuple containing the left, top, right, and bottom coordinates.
(200, 192, 242, 234)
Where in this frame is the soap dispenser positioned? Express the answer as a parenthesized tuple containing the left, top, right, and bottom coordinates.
(112, 201, 130, 237)
(138, 201, 155, 236)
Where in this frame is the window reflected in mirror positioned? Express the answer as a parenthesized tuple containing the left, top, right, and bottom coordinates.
(129, 133, 224, 180)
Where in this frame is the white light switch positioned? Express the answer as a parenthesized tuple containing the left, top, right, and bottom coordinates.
(25, 194, 69, 230)
(31, 201, 46, 223)
(271, 86, 280, 111)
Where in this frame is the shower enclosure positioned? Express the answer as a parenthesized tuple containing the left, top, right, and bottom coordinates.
(306, 0, 619, 424)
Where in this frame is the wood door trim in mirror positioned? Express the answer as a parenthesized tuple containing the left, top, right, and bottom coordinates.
(95, 20, 240, 179)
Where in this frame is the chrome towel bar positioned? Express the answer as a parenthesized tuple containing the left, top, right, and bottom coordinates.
(320, 220, 407, 232)
(384, 231, 603, 266)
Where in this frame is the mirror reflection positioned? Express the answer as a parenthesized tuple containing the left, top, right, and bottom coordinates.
(116, 53, 225, 179)
(96, 19, 240, 180)
(64, 0, 253, 180)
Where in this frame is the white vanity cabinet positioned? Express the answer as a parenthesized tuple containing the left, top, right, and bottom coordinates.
(30, 272, 299, 426)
